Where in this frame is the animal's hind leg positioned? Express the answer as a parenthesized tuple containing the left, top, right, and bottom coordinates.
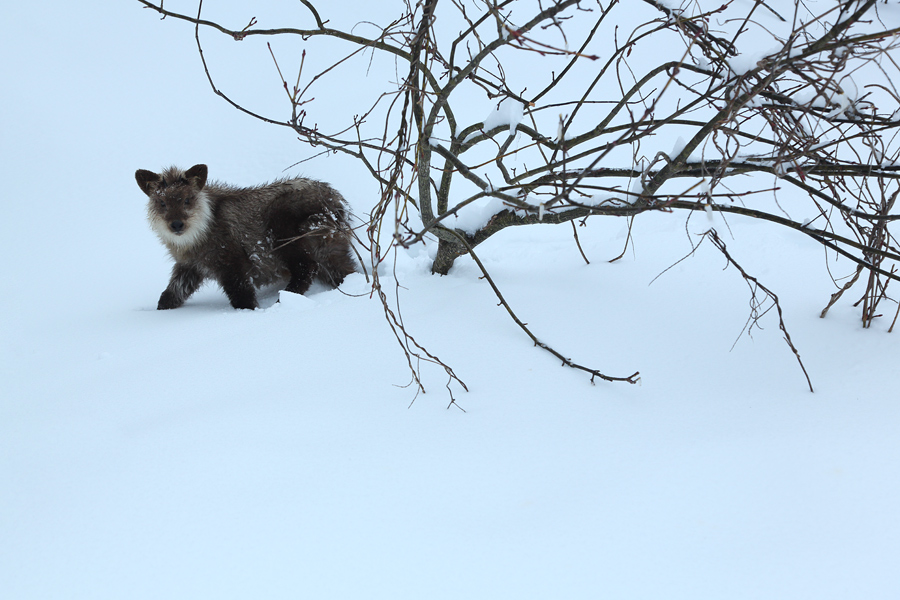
(283, 250, 317, 295)
(270, 233, 317, 295)
(317, 242, 357, 288)
(268, 198, 318, 295)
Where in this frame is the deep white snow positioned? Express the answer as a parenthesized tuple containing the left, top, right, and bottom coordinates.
(2, 1, 899, 599)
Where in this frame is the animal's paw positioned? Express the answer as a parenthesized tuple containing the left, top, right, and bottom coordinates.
(228, 292, 258, 310)
(157, 290, 183, 310)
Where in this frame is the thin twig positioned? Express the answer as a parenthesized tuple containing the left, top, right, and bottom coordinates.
(707, 230, 815, 393)
(449, 231, 640, 385)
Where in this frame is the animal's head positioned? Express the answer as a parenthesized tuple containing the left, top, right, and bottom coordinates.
(135, 164, 212, 249)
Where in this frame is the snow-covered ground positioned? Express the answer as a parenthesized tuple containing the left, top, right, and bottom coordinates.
(2, 1, 899, 598)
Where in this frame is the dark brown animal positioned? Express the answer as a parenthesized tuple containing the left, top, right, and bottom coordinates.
(135, 164, 356, 310)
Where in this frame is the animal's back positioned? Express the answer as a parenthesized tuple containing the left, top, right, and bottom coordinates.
(207, 177, 353, 288)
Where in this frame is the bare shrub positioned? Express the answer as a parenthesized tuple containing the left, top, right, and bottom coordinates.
(136, 0, 900, 396)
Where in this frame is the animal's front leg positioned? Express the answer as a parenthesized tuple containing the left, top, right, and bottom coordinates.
(221, 276, 258, 310)
(216, 253, 258, 310)
(158, 263, 204, 309)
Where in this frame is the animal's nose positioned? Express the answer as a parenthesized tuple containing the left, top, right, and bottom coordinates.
(170, 220, 184, 233)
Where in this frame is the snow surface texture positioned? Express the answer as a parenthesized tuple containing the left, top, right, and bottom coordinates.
(2, 2, 900, 599)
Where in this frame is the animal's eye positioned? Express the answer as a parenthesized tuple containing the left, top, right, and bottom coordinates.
(159, 200, 167, 209)
(184, 199, 191, 207)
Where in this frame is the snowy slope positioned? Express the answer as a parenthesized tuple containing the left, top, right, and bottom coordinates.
(2, 1, 899, 599)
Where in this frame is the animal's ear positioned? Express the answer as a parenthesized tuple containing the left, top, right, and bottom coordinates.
(135, 169, 162, 195)
(185, 164, 208, 190)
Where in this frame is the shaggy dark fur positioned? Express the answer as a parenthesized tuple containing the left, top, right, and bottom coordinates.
(135, 164, 356, 310)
